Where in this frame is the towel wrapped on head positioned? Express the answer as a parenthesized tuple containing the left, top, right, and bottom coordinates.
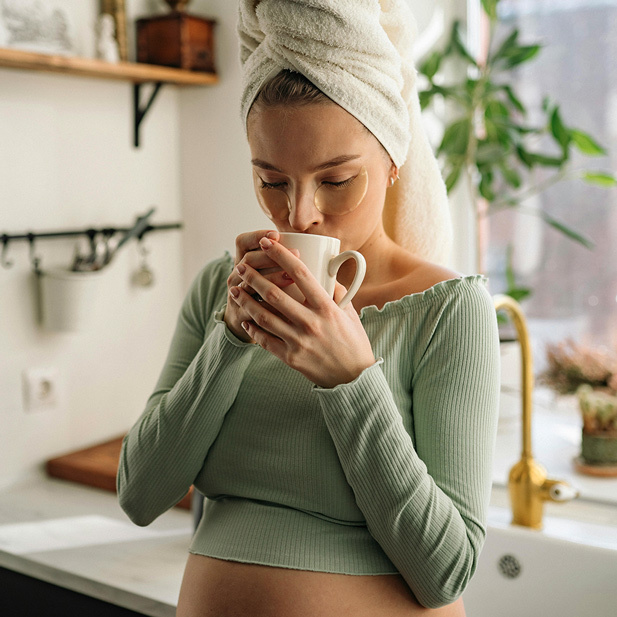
(238, 0, 452, 265)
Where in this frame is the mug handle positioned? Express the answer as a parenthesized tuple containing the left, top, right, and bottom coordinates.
(328, 251, 366, 309)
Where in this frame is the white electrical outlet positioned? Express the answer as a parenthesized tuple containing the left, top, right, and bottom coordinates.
(22, 368, 59, 412)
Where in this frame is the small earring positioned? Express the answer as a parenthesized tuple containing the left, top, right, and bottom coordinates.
(389, 177, 395, 187)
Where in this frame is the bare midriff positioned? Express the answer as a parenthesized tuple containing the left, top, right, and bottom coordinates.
(176, 554, 467, 617)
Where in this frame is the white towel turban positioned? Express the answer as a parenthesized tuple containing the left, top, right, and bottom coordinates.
(238, 0, 452, 265)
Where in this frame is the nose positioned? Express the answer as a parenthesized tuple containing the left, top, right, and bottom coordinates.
(288, 185, 323, 231)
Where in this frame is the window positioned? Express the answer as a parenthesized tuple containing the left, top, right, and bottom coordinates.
(487, 0, 617, 365)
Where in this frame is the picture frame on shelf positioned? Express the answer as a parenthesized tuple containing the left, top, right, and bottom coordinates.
(0, 0, 76, 56)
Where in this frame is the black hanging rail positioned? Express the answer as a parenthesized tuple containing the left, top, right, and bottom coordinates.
(1, 222, 181, 243)
(1, 219, 182, 272)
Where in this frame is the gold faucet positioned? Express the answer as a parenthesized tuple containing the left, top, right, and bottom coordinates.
(493, 294, 579, 530)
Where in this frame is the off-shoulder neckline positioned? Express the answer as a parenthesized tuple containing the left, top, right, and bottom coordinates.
(359, 274, 487, 320)
(220, 252, 487, 321)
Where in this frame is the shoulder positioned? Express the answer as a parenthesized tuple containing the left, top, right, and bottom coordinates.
(395, 254, 494, 320)
(392, 252, 463, 297)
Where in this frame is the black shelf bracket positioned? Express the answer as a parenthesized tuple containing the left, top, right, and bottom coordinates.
(133, 82, 164, 148)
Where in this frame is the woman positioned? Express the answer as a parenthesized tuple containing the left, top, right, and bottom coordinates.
(117, 2, 500, 615)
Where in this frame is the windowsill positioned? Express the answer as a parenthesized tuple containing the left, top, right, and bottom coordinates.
(492, 385, 617, 506)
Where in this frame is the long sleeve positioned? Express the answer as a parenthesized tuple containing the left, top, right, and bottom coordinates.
(117, 256, 256, 526)
(315, 282, 500, 608)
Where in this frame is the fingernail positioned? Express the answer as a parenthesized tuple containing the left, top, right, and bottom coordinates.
(241, 321, 250, 331)
(266, 231, 278, 240)
(260, 238, 272, 249)
(230, 287, 240, 298)
(236, 264, 246, 275)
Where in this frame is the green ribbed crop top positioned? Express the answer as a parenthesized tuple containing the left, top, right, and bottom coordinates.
(117, 253, 500, 609)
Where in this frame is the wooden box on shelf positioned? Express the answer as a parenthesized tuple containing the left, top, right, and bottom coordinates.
(136, 12, 216, 73)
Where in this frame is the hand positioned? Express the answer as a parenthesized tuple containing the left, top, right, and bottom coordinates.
(224, 230, 295, 342)
(228, 236, 376, 388)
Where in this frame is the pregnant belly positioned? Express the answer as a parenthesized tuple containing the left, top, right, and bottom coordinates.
(176, 554, 466, 617)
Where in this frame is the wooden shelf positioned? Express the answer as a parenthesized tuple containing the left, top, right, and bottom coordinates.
(0, 47, 218, 146)
(0, 46, 218, 85)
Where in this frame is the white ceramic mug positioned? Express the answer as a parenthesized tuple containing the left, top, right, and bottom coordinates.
(277, 233, 366, 309)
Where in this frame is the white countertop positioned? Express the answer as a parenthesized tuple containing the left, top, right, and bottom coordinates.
(0, 472, 193, 617)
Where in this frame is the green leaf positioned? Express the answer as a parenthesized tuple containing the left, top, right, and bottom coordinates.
(425, 84, 471, 107)
(500, 163, 522, 188)
(481, 0, 499, 20)
(418, 90, 431, 110)
(502, 85, 526, 114)
(515, 145, 535, 168)
(485, 117, 513, 148)
(528, 152, 567, 167)
(582, 171, 617, 187)
(445, 161, 464, 193)
(438, 118, 471, 156)
(490, 28, 520, 64)
(501, 45, 542, 69)
(549, 106, 571, 153)
(476, 141, 507, 165)
(479, 172, 496, 201)
(419, 51, 443, 80)
(538, 211, 595, 249)
(505, 245, 533, 302)
(507, 287, 533, 302)
(451, 21, 478, 67)
(570, 130, 606, 156)
(542, 97, 552, 113)
(485, 99, 510, 119)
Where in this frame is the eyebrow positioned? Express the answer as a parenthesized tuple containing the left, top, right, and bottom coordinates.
(251, 154, 362, 173)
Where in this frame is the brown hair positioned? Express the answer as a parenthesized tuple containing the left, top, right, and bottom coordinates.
(251, 69, 332, 110)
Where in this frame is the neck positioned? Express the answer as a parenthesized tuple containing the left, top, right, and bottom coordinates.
(337, 226, 403, 291)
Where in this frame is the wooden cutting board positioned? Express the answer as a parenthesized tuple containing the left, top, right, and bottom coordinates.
(46, 436, 193, 510)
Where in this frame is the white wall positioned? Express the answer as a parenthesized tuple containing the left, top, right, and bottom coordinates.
(0, 0, 184, 488)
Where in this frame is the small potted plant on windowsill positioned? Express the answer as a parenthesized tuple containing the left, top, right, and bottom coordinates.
(541, 339, 617, 476)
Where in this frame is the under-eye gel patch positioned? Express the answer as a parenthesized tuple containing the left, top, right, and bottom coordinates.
(253, 167, 369, 220)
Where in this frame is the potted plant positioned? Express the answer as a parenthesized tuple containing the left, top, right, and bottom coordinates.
(418, 0, 617, 297)
(541, 339, 617, 475)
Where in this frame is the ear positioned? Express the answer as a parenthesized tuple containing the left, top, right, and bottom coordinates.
(388, 162, 399, 187)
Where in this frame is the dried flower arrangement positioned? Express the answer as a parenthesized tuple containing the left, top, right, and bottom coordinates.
(541, 339, 617, 473)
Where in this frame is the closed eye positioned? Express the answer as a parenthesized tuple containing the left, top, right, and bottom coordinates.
(323, 174, 357, 189)
(259, 180, 286, 190)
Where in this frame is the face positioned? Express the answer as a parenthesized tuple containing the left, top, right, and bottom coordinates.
(247, 102, 396, 251)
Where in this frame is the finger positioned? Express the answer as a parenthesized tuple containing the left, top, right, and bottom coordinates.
(240, 248, 280, 272)
(240, 319, 287, 358)
(258, 237, 331, 309)
(235, 229, 280, 264)
(234, 263, 300, 320)
(332, 281, 348, 305)
(240, 245, 300, 276)
(229, 284, 296, 340)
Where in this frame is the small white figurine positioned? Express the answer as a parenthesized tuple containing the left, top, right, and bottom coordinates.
(95, 13, 120, 63)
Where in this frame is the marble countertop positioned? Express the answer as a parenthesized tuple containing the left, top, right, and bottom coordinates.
(0, 472, 193, 617)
